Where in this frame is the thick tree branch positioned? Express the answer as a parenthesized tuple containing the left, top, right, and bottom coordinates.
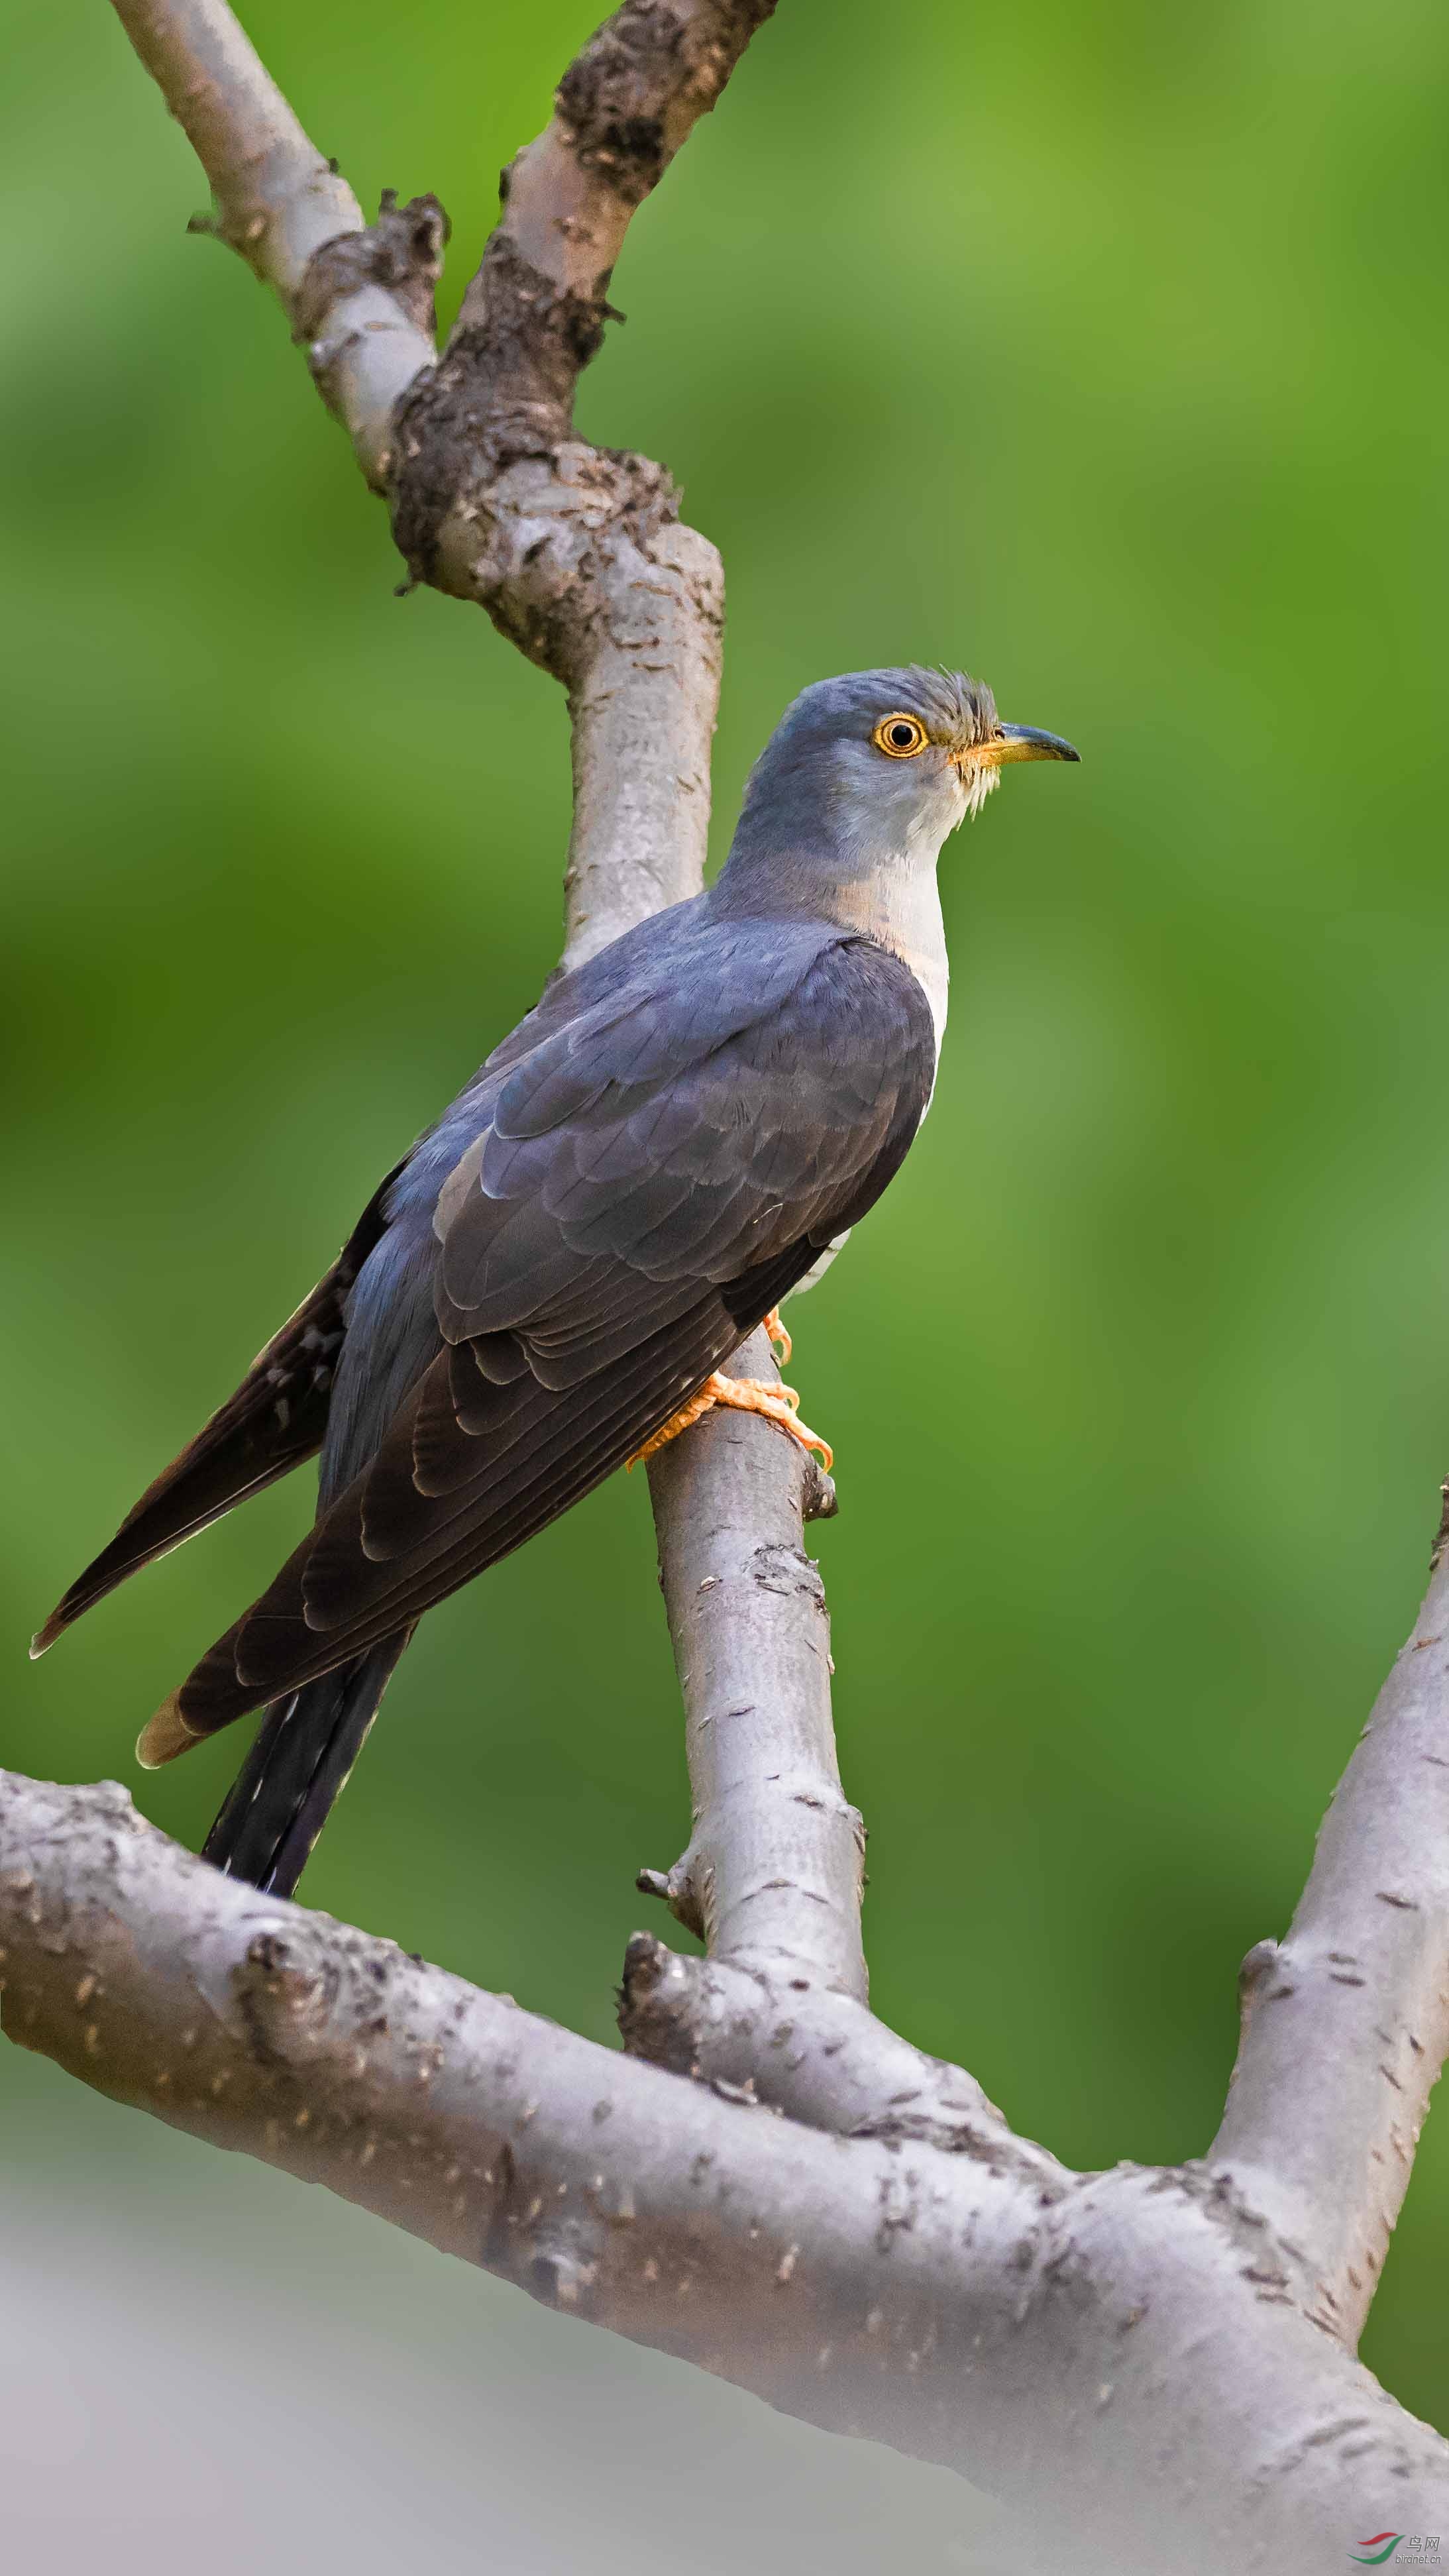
(1212, 1548, 1449, 2347)
(4, 1771, 1448, 2576)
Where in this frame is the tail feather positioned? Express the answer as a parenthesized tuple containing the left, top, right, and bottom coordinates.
(201, 1632, 410, 1899)
(31, 1439, 319, 1661)
(32, 1163, 404, 1658)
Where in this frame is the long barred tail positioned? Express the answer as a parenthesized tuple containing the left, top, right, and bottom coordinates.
(201, 1633, 411, 1898)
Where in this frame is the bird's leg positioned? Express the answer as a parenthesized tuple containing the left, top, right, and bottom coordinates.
(763, 1305, 792, 1364)
(626, 1380, 722, 1466)
(628, 1364, 832, 1474)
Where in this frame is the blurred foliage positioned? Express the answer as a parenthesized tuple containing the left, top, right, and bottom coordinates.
(3, 0, 1448, 2429)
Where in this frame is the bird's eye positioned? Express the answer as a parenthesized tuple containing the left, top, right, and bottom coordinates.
(872, 713, 929, 758)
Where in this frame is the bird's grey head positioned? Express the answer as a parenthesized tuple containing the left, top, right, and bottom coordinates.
(720, 666, 1079, 911)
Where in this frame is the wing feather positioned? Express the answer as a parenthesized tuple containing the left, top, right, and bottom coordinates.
(163, 934, 936, 1742)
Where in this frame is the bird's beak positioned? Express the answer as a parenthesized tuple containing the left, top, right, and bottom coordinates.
(973, 723, 1081, 769)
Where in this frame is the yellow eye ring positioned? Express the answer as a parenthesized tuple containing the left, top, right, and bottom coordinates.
(872, 712, 930, 758)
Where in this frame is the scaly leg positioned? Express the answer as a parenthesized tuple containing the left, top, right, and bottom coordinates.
(627, 1366, 832, 1473)
(762, 1305, 792, 1364)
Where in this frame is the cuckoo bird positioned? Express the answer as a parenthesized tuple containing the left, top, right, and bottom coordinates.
(36, 668, 1077, 1897)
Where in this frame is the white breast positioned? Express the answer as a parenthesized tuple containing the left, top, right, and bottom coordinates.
(788, 874, 947, 1303)
(892, 871, 949, 1088)
(829, 855, 949, 1073)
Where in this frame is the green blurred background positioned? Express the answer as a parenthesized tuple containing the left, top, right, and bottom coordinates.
(5, 0, 1449, 2537)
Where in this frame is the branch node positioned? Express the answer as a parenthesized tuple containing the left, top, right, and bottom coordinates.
(1236, 1939, 1281, 2029)
(387, 301, 678, 613)
(619, 1928, 702, 2077)
(292, 192, 450, 348)
(233, 1923, 339, 2063)
(633, 1848, 705, 1937)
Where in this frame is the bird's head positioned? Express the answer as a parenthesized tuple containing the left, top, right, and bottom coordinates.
(726, 666, 1079, 895)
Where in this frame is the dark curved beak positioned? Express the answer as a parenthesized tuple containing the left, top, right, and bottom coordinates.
(983, 722, 1081, 767)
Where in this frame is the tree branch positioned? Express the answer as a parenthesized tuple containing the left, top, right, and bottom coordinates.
(387, 3, 776, 963)
(625, 1378, 1036, 2161)
(641, 1355, 861, 1989)
(1212, 1546, 1449, 2347)
(617, 1931, 1049, 2165)
(111, 0, 443, 485)
(4, 1770, 1448, 2576)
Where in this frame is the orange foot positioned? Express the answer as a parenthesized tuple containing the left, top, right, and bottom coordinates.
(628, 1369, 832, 1473)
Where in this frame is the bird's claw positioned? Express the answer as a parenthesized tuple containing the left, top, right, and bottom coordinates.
(718, 1375, 833, 1472)
(763, 1305, 792, 1364)
(625, 1381, 721, 1470)
(627, 1368, 833, 1475)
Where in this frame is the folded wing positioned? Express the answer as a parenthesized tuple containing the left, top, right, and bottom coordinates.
(150, 929, 938, 1749)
